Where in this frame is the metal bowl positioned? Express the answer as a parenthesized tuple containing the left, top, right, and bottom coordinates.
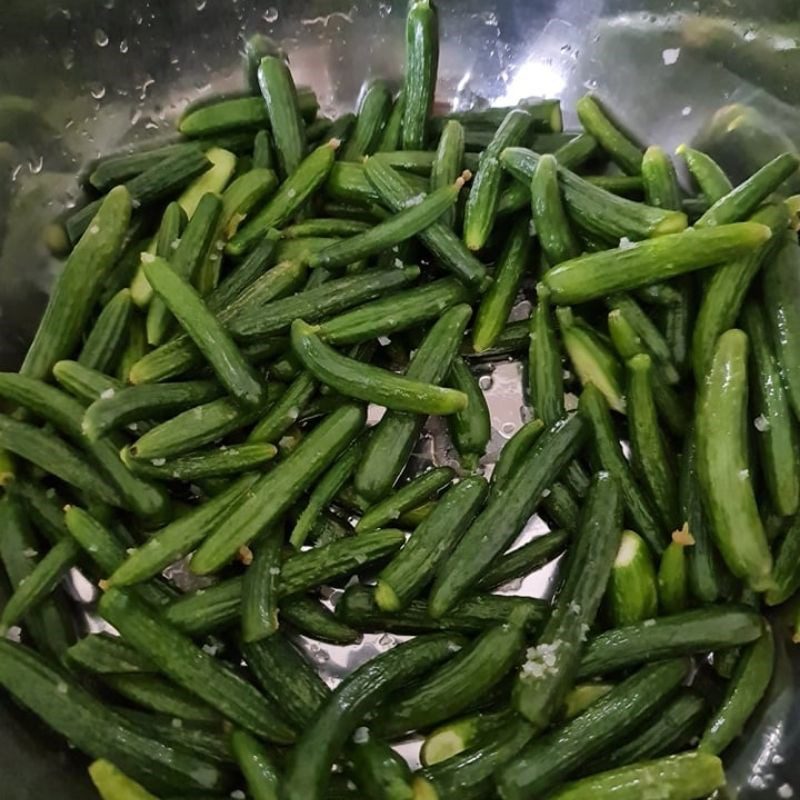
(1, 1, 799, 797)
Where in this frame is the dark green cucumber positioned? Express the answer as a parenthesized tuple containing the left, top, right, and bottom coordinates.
(53, 359, 122, 403)
(558, 307, 625, 413)
(377, 92, 405, 152)
(762, 231, 800, 422)
(190, 404, 366, 573)
(641, 146, 681, 210)
(489, 419, 545, 495)
(357, 467, 454, 533)
(116, 313, 149, 383)
(248, 372, 317, 445)
(336, 585, 548, 636)
(697, 330, 774, 592)
(342, 79, 393, 161)
(468, 319, 529, 361)
(577, 606, 763, 679)
(241, 527, 283, 643)
(108, 475, 259, 586)
(446, 357, 490, 468)
(541, 222, 771, 304)
(282, 218, 371, 239)
(0, 640, 225, 793)
(661, 278, 694, 379)
(22, 187, 131, 379)
(529, 287, 564, 425)
(326, 162, 429, 206)
(66, 633, 156, 675)
(766, 515, 800, 606)
(464, 109, 533, 250)
(253, 128, 275, 169)
(229, 265, 420, 342)
(742, 301, 800, 517)
(103, 673, 218, 724)
(402, 0, 439, 150)
(166, 530, 406, 635)
(626, 354, 678, 530)
(78, 288, 134, 374)
(282, 634, 463, 800)
(700, 619, 774, 755)
(430, 120, 465, 228)
(376, 606, 530, 739)
(228, 139, 338, 256)
(99, 588, 295, 743)
(530, 153, 582, 265)
(429, 414, 586, 616)
(695, 152, 798, 227)
(499, 659, 689, 800)
(500, 147, 686, 243)
(546, 752, 725, 800)
(692, 203, 788, 381)
(364, 158, 489, 289)
(512, 472, 622, 730)
(6, 480, 70, 546)
(476, 529, 569, 592)
(142, 256, 265, 407)
(281, 595, 361, 645)
(575, 94, 643, 175)
(580, 384, 667, 553)
(243, 632, 330, 728)
(605, 529, 659, 627)
(230, 729, 280, 800)
(291, 321, 467, 415)
(472, 216, 531, 352)
(349, 733, 414, 800)
(677, 144, 733, 202)
(82, 380, 224, 441)
(374, 476, 488, 611)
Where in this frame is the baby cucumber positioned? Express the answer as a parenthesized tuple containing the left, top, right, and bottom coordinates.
(576, 94, 643, 176)
(402, 0, 439, 150)
(605, 530, 659, 627)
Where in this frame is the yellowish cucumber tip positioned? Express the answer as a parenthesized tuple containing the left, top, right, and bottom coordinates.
(374, 581, 401, 612)
(0, 472, 14, 487)
(459, 169, 473, 184)
(412, 776, 439, 800)
(675, 143, 688, 156)
(237, 545, 254, 566)
(98, 579, 110, 592)
(671, 522, 695, 547)
(328, 137, 342, 150)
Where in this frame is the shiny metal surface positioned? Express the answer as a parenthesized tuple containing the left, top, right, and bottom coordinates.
(1, 1, 799, 797)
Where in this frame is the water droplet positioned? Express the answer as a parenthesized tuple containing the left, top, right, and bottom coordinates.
(119, 38, 129, 53)
(28, 156, 44, 174)
(10, 164, 22, 183)
(94, 28, 109, 47)
(500, 421, 517, 438)
(378, 633, 396, 648)
(478, 375, 494, 391)
(263, 6, 279, 22)
(195, 0, 207, 9)
(89, 83, 106, 100)
(138, 77, 155, 100)
(61, 48, 75, 70)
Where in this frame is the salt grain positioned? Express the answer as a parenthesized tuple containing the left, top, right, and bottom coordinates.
(754, 415, 770, 432)
(100, 388, 116, 399)
(353, 726, 369, 744)
(618, 236, 635, 250)
(778, 784, 794, 798)
(662, 48, 681, 65)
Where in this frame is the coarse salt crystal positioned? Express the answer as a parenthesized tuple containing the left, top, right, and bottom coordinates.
(151, 458, 166, 466)
(353, 726, 369, 744)
(778, 785, 794, 799)
(100, 388, 115, 399)
(754, 415, 770, 432)
(378, 336, 391, 346)
(662, 48, 681, 65)
(618, 236, 635, 250)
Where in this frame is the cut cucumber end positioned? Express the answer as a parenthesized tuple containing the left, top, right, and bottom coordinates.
(412, 776, 439, 800)
(420, 728, 470, 767)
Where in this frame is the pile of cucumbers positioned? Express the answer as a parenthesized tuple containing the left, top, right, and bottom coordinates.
(1, 1, 799, 799)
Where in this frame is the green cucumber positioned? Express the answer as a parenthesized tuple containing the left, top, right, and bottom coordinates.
(742, 301, 800, 517)
(375, 476, 488, 612)
(695, 151, 798, 227)
(641, 146, 681, 210)
(605, 530, 659, 627)
(692, 203, 788, 381)
(353, 304, 472, 502)
(576, 95, 643, 175)
(364, 158, 489, 289)
(190, 404, 366, 574)
(252, 129, 275, 169)
(377, 92, 405, 152)
(67, 633, 156, 674)
(626, 354, 678, 530)
(429, 414, 585, 616)
(420, 709, 513, 767)
(116, 313, 149, 383)
(99, 587, 295, 743)
(468, 319, 529, 361)
(291, 321, 467, 415)
(498, 659, 689, 800)
(402, 0, 439, 150)
(529, 287, 564, 425)
(430, 120, 465, 228)
(228, 139, 338, 256)
(282, 634, 463, 800)
(326, 162, 429, 206)
(472, 216, 531, 352)
(546, 751, 725, 800)
(464, 109, 533, 251)
(512, 472, 623, 730)
(78, 288, 134, 373)
(580, 384, 667, 553)
(282, 218, 371, 239)
(446, 357, 491, 468)
(83, 380, 224, 441)
(699, 619, 774, 755)
(530, 153, 582, 265)
(230, 729, 280, 800)
(241, 527, 282, 643)
(243, 632, 330, 728)
(376, 606, 531, 739)
(676, 144, 733, 202)
(0, 640, 224, 793)
(477, 529, 569, 592)
(696, 329, 773, 592)
(342, 80, 393, 161)
(766, 515, 800, 606)
(577, 606, 763, 679)
(489, 419, 545, 495)
(88, 758, 158, 800)
(500, 147, 686, 243)
(662, 278, 694, 379)
(541, 222, 771, 304)
(248, 372, 317, 444)
(337, 584, 548, 636)
(558, 307, 625, 413)
(281, 595, 361, 645)
(348, 733, 414, 800)
(762, 231, 800, 422)
(658, 529, 694, 615)
(22, 186, 131, 379)
(357, 467, 454, 533)
(108, 475, 260, 586)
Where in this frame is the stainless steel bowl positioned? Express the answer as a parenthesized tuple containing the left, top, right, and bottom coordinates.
(1, 1, 799, 797)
